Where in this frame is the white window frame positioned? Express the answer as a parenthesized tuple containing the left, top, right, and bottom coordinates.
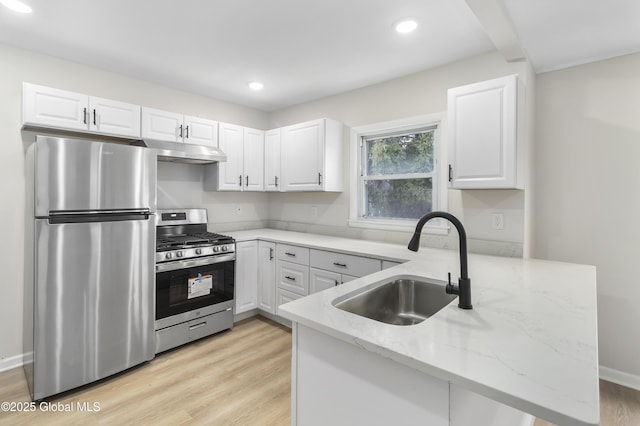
(348, 113, 448, 234)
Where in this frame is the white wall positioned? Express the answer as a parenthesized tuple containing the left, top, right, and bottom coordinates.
(267, 51, 533, 257)
(0, 42, 269, 370)
(535, 52, 640, 386)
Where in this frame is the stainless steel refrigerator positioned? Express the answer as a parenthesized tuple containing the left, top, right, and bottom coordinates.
(24, 135, 157, 400)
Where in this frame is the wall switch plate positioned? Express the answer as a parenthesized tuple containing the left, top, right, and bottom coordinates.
(492, 213, 504, 230)
(311, 205, 318, 218)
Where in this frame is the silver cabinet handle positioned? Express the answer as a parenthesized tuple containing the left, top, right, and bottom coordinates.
(83, 108, 87, 124)
(334, 280, 339, 286)
(285, 252, 296, 257)
(285, 276, 296, 281)
(333, 262, 347, 268)
(269, 248, 274, 260)
(93, 109, 97, 126)
(318, 172, 322, 185)
(179, 124, 184, 138)
(275, 176, 279, 187)
(186, 125, 189, 138)
(239, 175, 242, 187)
(245, 175, 249, 187)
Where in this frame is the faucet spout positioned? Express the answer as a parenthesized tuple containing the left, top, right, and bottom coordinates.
(407, 211, 472, 310)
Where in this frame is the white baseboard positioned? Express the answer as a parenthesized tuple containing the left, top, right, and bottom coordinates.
(0, 353, 25, 373)
(600, 365, 640, 391)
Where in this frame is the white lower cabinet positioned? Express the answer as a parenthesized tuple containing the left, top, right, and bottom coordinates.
(235, 241, 258, 314)
(277, 260, 309, 295)
(235, 239, 397, 320)
(310, 268, 357, 294)
(276, 288, 304, 315)
(257, 241, 276, 314)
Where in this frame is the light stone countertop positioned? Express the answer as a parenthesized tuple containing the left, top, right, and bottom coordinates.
(226, 229, 599, 426)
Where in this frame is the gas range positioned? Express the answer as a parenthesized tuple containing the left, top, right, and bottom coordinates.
(154, 208, 235, 354)
(155, 209, 235, 264)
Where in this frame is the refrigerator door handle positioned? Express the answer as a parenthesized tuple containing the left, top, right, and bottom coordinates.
(48, 210, 153, 224)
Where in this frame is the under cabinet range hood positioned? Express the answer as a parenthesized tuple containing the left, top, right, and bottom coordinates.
(134, 139, 227, 164)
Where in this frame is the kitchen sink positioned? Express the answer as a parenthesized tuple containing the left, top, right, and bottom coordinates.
(332, 276, 457, 326)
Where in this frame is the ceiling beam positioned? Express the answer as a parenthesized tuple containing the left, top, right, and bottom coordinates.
(464, 0, 527, 62)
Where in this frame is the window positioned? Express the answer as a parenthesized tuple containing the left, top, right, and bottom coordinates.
(349, 114, 446, 233)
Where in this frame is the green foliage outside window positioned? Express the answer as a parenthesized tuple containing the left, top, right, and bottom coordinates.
(364, 130, 435, 219)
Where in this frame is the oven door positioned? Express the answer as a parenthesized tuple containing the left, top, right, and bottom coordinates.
(156, 255, 235, 328)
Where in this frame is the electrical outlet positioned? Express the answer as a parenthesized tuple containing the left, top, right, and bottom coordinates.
(491, 213, 504, 230)
(311, 206, 318, 218)
(236, 205, 242, 215)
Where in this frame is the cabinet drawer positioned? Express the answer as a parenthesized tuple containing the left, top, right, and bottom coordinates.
(277, 260, 309, 296)
(276, 288, 304, 316)
(277, 243, 310, 265)
(310, 249, 381, 277)
(155, 309, 233, 354)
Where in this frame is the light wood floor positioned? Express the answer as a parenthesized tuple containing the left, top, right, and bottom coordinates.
(1, 316, 639, 425)
(0, 317, 292, 425)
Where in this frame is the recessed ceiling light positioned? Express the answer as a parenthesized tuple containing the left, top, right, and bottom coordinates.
(0, 0, 32, 13)
(248, 81, 264, 91)
(395, 19, 417, 34)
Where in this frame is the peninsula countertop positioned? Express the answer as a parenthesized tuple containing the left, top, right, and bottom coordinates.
(226, 229, 599, 426)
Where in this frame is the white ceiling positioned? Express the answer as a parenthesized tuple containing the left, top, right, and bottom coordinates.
(0, 0, 638, 111)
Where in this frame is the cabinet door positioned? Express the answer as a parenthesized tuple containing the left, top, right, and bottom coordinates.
(89, 97, 141, 138)
(235, 241, 258, 314)
(264, 129, 281, 191)
(141, 107, 182, 142)
(23, 83, 89, 131)
(258, 241, 276, 314)
(310, 268, 340, 294)
(217, 122, 245, 191)
(281, 119, 324, 191)
(277, 260, 309, 296)
(448, 74, 519, 189)
(184, 115, 218, 147)
(243, 127, 265, 191)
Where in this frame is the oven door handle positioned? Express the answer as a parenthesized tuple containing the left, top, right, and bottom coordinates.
(156, 254, 235, 272)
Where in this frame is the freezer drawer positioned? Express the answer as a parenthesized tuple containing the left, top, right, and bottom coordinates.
(31, 217, 155, 400)
(34, 136, 156, 216)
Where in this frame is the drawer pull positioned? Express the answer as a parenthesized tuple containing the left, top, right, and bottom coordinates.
(285, 252, 296, 257)
(189, 322, 206, 331)
(333, 262, 347, 268)
(285, 275, 296, 281)
(334, 279, 339, 286)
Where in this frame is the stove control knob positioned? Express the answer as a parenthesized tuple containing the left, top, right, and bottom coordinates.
(213, 246, 220, 253)
(165, 253, 173, 260)
(221, 245, 228, 252)
(177, 251, 183, 258)
(195, 248, 202, 255)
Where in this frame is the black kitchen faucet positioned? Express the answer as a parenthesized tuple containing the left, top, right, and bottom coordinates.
(407, 211, 473, 310)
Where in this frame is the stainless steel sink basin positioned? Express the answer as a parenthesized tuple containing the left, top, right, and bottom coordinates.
(333, 276, 457, 325)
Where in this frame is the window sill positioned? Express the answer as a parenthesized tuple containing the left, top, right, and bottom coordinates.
(348, 218, 449, 235)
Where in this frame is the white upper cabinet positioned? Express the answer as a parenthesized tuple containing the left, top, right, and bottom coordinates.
(141, 107, 218, 147)
(447, 74, 524, 189)
(264, 129, 282, 192)
(244, 127, 265, 191)
(216, 122, 245, 190)
(23, 83, 141, 138)
(280, 118, 343, 192)
(89, 96, 141, 138)
(205, 123, 264, 192)
(183, 115, 218, 147)
(141, 108, 183, 143)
